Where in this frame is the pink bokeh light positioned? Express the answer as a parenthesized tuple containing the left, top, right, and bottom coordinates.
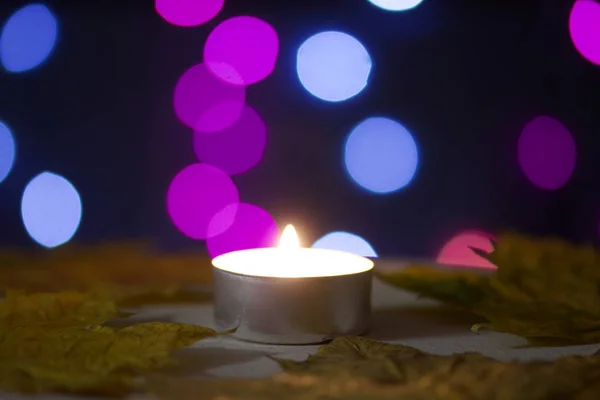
(193, 104, 267, 175)
(206, 203, 279, 257)
(155, 0, 224, 27)
(569, 0, 600, 66)
(437, 230, 497, 269)
(173, 63, 246, 132)
(166, 164, 239, 239)
(518, 116, 576, 190)
(203, 16, 279, 86)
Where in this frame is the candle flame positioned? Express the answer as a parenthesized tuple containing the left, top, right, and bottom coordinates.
(278, 224, 300, 249)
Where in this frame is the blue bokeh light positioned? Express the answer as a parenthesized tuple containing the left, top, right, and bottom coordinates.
(367, 0, 425, 12)
(312, 231, 378, 257)
(21, 172, 82, 248)
(0, 121, 15, 184)
(296, 31, 372, 102)
(0, 4, 58, 73)
(344, 117, 419, 194)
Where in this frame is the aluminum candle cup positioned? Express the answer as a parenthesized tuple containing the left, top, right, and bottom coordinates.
(211, 225, 374, 344)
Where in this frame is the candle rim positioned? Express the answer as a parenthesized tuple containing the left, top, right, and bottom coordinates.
(212, 264, 374, 280)
(211, 246, 374, 278)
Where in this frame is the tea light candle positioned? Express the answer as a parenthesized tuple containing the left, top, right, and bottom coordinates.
(212, 225, 374, 344)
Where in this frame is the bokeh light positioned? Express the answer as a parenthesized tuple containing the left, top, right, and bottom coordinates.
(206, 203, 278, 257)
(193, 104, 267, 175)
(0, 4, 58, 73)
(155, 0, 224, 27)
(367, 0, 424, 12)
(0, 121, 15, 184)
(166, 164, 239, 239)
(312, 231, 377, 257)
(344, 117, 419, 194)
(437, 230, 496, 269)
(203, 16, 279, 86)
(296, 31, 372, 102)
(569, 0, 600, 66)
(518, 116, 576, 190)
(21, 172, 82, 248)
(173, 63, 246, 132)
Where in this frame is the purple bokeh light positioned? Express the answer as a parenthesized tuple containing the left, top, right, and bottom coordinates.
(569, 0, 600, 66)
(166, 164, 239, 239)
(173, 63, 246, 132)
(518, 116, 577, 190)
(193, 104, 267, 175)
(203, 16, 279, 86)
(155, 0, 224, 27)
(206, 203, 279, 257)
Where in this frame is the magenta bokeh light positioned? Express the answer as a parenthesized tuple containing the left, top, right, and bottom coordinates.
(569, 0, 600, 66)
(193, 105, 267, 175)
(518, 116, 576, 190)
(166, 164, 239, 239)
(437, 230, 497, 269)
(173, 63, 246, 133)
(155, 0, 224, 27)
(203, 16, 279, 86)
(206, 203, 279, 257)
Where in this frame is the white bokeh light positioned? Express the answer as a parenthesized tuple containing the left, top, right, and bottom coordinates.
(344, 116, 419, 194)
(21, 172, 82, 248)
(0, 121, 15, 184)
(296, 31, 372, 102)
(367, 0, 424, 12)
(312, 231, 377, 257)
(0, 4, 58, 73)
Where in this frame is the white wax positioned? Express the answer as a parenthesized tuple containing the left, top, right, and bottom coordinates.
(211, 247, 374, 278)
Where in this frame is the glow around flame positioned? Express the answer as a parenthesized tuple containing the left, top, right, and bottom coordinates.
(278, 224, 300, 249)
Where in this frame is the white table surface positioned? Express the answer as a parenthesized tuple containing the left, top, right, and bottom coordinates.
(4, 278, 600, 400)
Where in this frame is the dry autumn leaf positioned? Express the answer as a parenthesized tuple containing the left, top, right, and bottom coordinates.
(0, 241, 213, 307)
(483, 234, 600, 315)
(0, 322, 221, 395)
(274, 336, 484, 383)
(270, 336, 600, 400)
(90, 284, 212, 309)
(376, 233, 600, 343)
(0, 290, 223, 396)
(147, 337, 600, 400)
(147, 374, 418, 400)
(0, 290, 124, 328)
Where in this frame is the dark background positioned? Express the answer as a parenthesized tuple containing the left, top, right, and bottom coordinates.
(0, 0, 599, 257)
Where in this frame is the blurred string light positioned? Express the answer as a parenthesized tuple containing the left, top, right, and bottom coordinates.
(203, 16, 279, 86)
(367, 0, 424, 12)
(296, 31, 372, 102)
(155, 0, 224, 27)
(569, 0, 600, 66)
(0, 4, 58, 73)
(344, 117, 418, 194)
(518, 116, 576, 190)
(193, 104, 267, 175)
(0, 121, 15, 184)
(312, 231, 377, 257)
(206, 203, 279, 257)
(167, 164, 239, 240)
(169, 13, 279, 250)
(21, 172, 82, 248)
(437, 230, 496, 269)
(173, 63, 246, 132)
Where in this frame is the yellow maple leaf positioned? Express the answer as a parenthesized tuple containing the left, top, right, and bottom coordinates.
(0, 241, 213, 307)
(0, 290, 123, 328)
(376, 233, 600, 343)
(0, 322, 221, 395)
